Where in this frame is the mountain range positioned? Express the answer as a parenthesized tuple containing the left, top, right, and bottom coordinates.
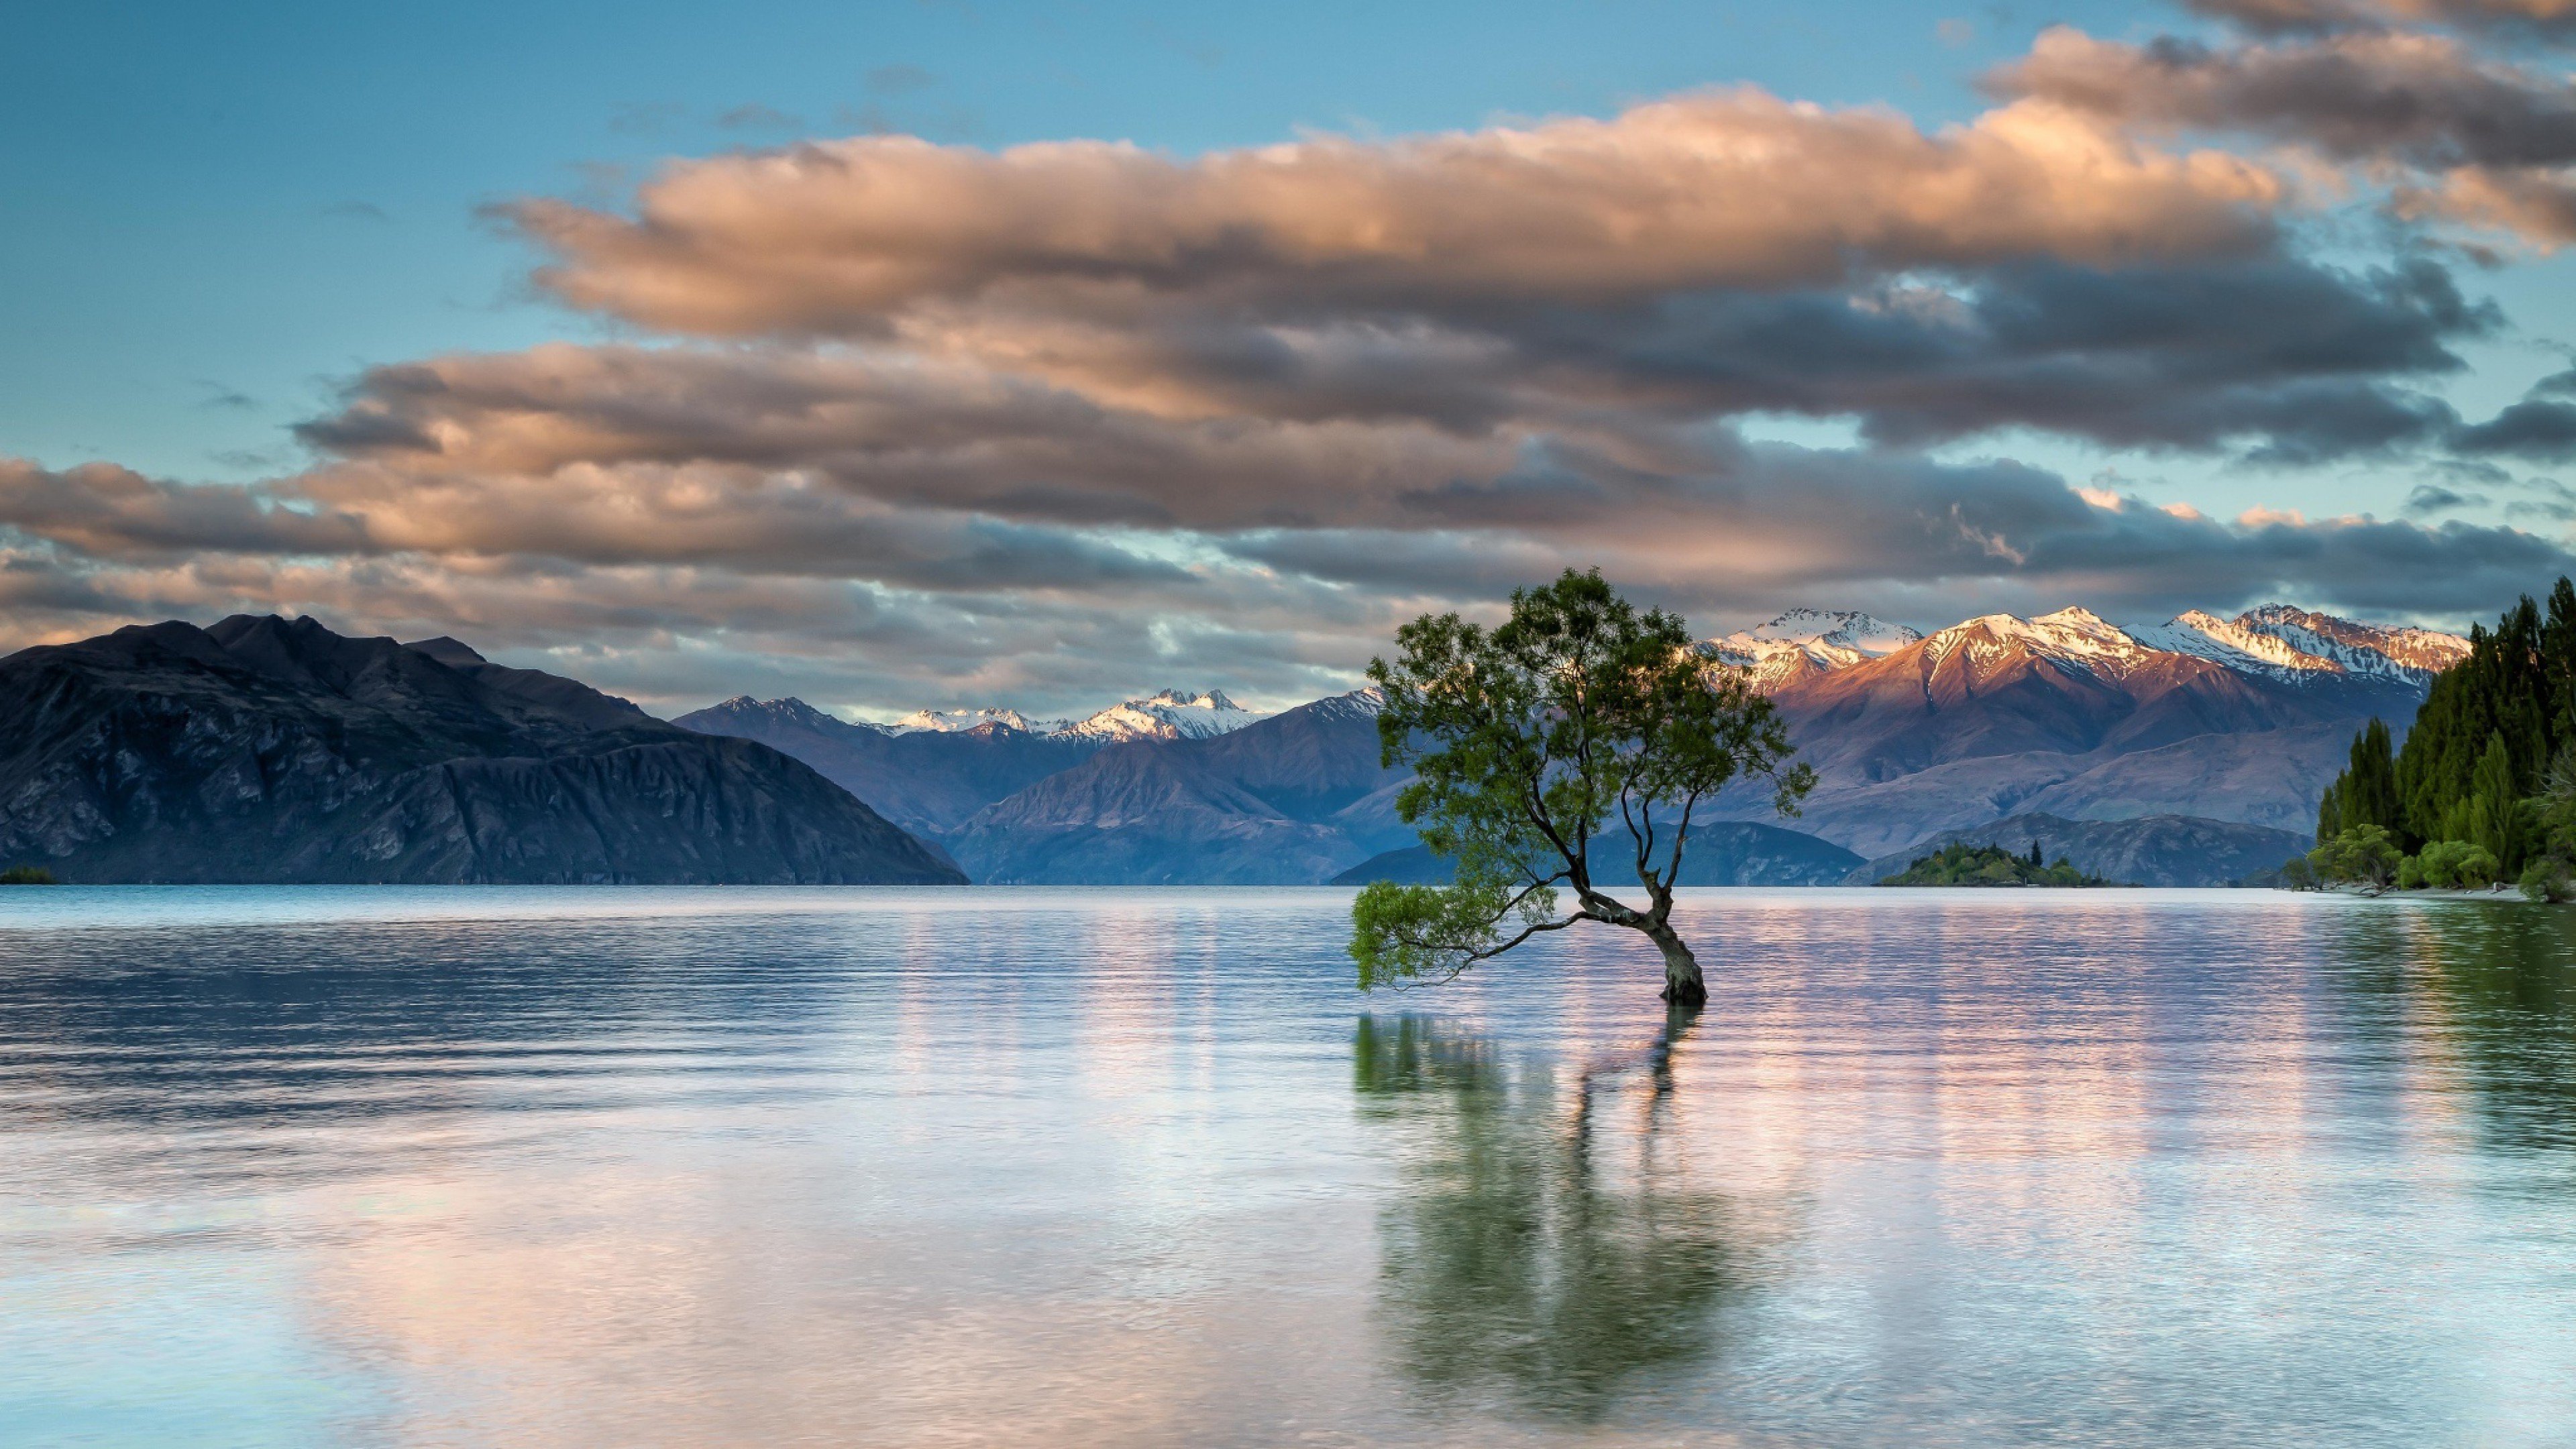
(888, 688, 1263, 742)
(681, 600, 2460, 885)
(0, 616, 963, 884)
(0, 600, 2469, 887)
(1701, 604, 2462, 855)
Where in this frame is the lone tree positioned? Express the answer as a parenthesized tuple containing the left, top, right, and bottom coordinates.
(1350, 570, 1813, 1007)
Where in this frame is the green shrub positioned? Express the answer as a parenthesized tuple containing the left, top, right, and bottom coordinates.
(2415, 839, 2502, 890)
(0, 865, 57, 885)
(2521, 861, 2567, 902)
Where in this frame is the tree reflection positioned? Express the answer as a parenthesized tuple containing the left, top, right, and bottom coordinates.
(2379, 906, 2576, 1157)
(1353, 1009, 1755, 1423)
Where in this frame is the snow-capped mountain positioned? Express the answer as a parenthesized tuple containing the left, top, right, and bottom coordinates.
(2232, 604, 2473, 685)
(1716, 604, 2467, 695)
(1919, 606, 2154, 679)
(1707, 610, 1925, 690)
(1690, 600, 2473, 856)
(1063, 689, 1265, 743)
(893, 706, 1072, 736)
(885, 689, 1268, 743)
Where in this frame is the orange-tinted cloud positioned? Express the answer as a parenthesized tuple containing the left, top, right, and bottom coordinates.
(502, 91, 2283, 339)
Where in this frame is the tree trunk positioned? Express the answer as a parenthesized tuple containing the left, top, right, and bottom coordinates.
(1648, 923, 1706, 1007)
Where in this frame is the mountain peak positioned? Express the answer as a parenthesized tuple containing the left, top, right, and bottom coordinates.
(892, 706, 1072, 736)
(402, 636, 488, 667)
(1708, 609, 1924, 690)
(1064, 688, 1265, 742)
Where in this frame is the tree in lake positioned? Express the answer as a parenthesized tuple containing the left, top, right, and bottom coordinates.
(1349, 570, 1813, 1007)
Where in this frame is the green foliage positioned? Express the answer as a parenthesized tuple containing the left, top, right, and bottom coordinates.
(2309, 824, 2404, 894)
(2277, 855, 2320, 891)
(1874, 841, 2105, 887)
(2521, 859, 2572, 903)
(2412, 838, 2504, 890)
(0, 866, 55, 885)
(1349, 569, 1812, 990)
(2361, 581, 2574, 864)
(2316, 578, 2576, 882)
(2318, 717, 2399, 843)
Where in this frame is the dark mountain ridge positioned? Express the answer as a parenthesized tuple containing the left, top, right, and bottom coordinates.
(0, 616, 963, 884)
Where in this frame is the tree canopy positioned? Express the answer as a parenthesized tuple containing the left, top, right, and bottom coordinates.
(1347, 570, 1812, 1006)
(2313, 577, 2576, 894)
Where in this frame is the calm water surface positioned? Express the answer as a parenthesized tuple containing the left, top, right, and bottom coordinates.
(4, 886, 2575, 1446)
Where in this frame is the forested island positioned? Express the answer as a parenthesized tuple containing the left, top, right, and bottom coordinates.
(2302, 578, 2576, 900)
(1876, 842, 2111, 887)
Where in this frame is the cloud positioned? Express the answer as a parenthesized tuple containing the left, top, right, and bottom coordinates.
(2506, 476, 2576, 519)
(2182, 0, 2576, 36)
(499, 90, 2282, 339)
(1990, 27, 2576, 241)
(717, 104, 804, 131)
(2405, 481, 2490, 511)
(9, 62, 2562, 712)
(865, 64, 938, 95)
(5, 348, 2558, 710)
(2454, 367, 2576, 458)
(608, 101, 687, 136)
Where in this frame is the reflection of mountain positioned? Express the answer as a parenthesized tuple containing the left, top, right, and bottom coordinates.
(1353, 1014, 1757, 1423)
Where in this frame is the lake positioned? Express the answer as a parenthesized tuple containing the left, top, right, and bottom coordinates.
(3, 886, 2574, 1446)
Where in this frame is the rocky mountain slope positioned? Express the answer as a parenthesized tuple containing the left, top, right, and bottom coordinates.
(672, 696, 1098, 839)
(945, 691, 1410, 883)
(1706, 610, 1925, 692)
(1852, 812, 2315, 888)
(1707, 604, 2455, 855)
(700, 599, 2457, 886)
(0, 617, 964, 884)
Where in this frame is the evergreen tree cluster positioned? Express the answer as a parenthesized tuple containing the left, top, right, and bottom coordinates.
(2308, 578, 2576, 897)
(1876, 841, 2104, 888)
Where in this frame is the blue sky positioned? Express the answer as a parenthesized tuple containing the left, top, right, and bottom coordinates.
(0, 0, 2210, 476)
(8, 0, 2576, 714)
